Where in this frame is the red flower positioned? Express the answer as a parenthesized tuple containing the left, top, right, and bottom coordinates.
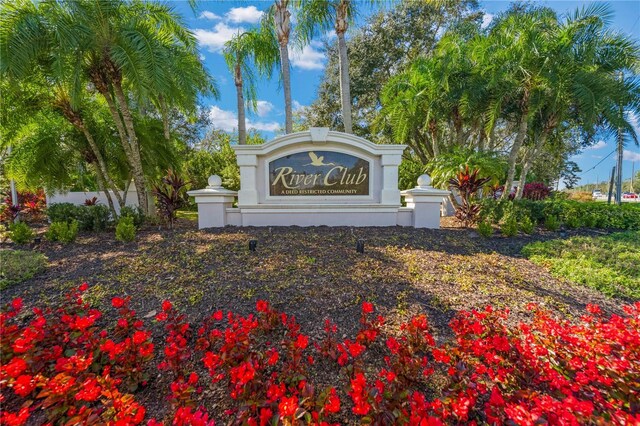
(11, 298, 23, 311)
(266, 349, 279, 366)
(13, 375, 35, 397)
(362, 302, 374, 314)
(259, 408, 273, 426)
(188, 372, 199, 385)
(3, 357, 28, 378)
(347, 341, 365, 358)
(162, 300, 173, 312)
(213, 310, 223, 321)
(133, 330, 149, 345)
(324, 388, 340, 413)
(256, 300, 269, 313)
(278, 396, 299, 417)
(79, 282, 89, 291)
(295, 334, 309, 350)
(112, 297, 126, 308)
(0, 407, 30, 426)
(75, 377, 101, 402)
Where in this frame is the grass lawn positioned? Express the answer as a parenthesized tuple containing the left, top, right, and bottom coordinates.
(523, 230, 640, 299)
(0, 249, 47, 290)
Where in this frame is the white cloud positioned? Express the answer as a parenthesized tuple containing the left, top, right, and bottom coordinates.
(289, 42, 325, 70)
(481, 13, 494, 29)
(194, 23, 245, 53)
(587, 140, 607, 150)
(591, 155, 603, 159)
(292, 100, 306, 112)
(325, 30, 337, 40)
(199, 54, 205, 61)
(226, 6, 264, 24)
(199, 10, 221, 20)
(623, 149, 640, 162)
(209, 106, 280, 133)
(255, 100, 274, 117)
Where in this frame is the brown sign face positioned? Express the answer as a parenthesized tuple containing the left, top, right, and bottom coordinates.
(269, 151, 370, 196)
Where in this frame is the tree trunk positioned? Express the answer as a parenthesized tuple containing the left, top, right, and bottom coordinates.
(514, 132, 547, 199)
(111, 81, 149, 215)
(78, 125, 125, 210)
(336, 2, 352, 134)
(92, 163, 117, 218)
(90, 69, 145, 211)
(501, 114, 528, 200)
(56, 98, 125, 210)
(159, 96, 170, 142)
(274, 1, 292, 134)
(235, 61, 247, 145)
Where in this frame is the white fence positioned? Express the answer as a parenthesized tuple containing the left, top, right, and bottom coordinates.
(46, 190, 145, 215)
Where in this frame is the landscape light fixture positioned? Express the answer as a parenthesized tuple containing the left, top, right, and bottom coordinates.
(356, 239, 365, 254)
(249, 239, 258, 252)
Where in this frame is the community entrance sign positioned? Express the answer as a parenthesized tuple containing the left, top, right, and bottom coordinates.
(269, 151, 369, 196)
(188, 128, 449, 228)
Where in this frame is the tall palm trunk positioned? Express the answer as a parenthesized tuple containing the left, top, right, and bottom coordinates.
(234, 61, 247, 145)
(90, 66, 149, 215)
(159, 95, 170, 142)
(336, 1, 352, 134)
(274, 1, 292, 134)
(108, 72, 149, 215)
(92, 162, 117, 217)
(501, 113, 528, 200)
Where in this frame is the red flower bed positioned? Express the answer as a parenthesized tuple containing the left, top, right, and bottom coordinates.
(1, 284, 638, 425)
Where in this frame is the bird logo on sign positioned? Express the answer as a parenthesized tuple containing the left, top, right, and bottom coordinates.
(304, 151, 335, 167)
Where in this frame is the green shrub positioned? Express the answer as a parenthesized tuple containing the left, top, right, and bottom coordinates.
(46, 221, 78, 243)
(119, 206, 145, 228)
(0, 250, 47, 290)
(500, 213, 518, 237)
(564, 214, 583, 229)
(519, 215, 535, 234)
(77, 205, 112, 231)
(479, 198, 640, 231)
(477, 220, 494, 238)
(8, 222, 35, 244)
(115, 216, 136, 242)
(545, 215, 561, 231)
(522, 231, 640, 299)
(47, 203, 81, 223)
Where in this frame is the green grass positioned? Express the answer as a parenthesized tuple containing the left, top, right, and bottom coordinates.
(176, 210, 198, 221)
(522, 231, 640, 299)
(0, 250, 48, 290)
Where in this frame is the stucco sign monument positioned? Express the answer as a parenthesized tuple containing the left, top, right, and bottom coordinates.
(188, 128, 449, 228)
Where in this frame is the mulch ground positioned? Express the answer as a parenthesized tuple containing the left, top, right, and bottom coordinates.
(0, 218, 630, 421)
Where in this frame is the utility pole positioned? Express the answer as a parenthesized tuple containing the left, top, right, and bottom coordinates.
(615, 71, 624, 205)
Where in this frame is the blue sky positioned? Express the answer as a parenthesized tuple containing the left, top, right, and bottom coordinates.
(169, 0, 640, 186)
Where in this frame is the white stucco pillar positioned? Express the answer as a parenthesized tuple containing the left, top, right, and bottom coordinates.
(401, 174, 450, 229)
(236, 154, 258, 205)
(187, 175, 237, 229)
(381, 154, 403, 205)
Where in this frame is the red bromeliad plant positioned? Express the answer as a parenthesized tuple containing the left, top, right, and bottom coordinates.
(1, 284, 639, 425)
(448, 166, 491, 226)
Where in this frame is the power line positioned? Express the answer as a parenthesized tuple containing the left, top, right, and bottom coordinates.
(579, 148, 616, 177)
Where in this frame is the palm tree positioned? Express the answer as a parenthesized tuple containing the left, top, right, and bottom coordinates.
(1, 0, 215, 215)
(296, 0, 364, 133)
(224, 28, 279, 145)
(513, 4, 640, 198)
(474, 7, 560, 200)
(271, 0, 294, 134)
